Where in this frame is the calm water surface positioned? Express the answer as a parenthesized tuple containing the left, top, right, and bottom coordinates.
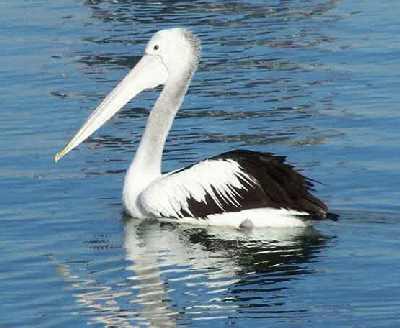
(1, 0, 399, 327)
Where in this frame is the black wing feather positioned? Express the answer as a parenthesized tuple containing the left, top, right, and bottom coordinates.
(172, 149, 328, 219)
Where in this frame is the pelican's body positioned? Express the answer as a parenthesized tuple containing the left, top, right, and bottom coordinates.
(56, 28, 328, 228)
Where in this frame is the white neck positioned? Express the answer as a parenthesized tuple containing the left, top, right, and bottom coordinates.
(131, 75, 191, 176)
(123, 71, 193, 215)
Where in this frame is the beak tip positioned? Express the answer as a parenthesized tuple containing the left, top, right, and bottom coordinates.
(54, 151, 64, 163)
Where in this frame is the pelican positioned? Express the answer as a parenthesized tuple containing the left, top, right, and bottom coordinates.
(55, 28, 328, 228)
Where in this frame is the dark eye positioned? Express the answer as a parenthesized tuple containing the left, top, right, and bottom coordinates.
(153, 45, 159, 51)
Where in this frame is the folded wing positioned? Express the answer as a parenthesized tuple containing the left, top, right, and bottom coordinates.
(139, 150, 327, 219)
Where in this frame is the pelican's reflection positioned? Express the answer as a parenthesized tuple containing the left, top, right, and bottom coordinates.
(124, 218, 328, 324)
(53, 218, 328, 326)
(124, 219, 179, 327)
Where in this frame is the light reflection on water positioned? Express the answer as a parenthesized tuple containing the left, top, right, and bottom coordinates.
(54, 218, 328, 327)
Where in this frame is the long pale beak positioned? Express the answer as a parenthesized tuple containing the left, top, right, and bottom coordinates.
(54, 54, 168, 162)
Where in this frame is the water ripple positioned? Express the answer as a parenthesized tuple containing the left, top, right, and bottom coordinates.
(2, 0, 400, 327)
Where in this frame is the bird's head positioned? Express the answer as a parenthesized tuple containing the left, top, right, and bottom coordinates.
(145, 28, 200, 80)
(54, 28, 201, 162)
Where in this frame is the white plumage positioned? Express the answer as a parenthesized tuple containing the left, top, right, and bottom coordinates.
(139, 159, 256, 218)
(55, 28, 328, 228)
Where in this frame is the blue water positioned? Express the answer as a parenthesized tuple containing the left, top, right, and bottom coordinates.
(1, 0, 400, 327)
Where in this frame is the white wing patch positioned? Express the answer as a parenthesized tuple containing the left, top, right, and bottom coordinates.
(138, 159, 256, 218)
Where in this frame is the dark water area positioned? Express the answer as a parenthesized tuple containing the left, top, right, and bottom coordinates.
(1, 0, 399, 327)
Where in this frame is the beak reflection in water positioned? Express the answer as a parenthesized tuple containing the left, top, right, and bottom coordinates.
(51, 220, 328, 326)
